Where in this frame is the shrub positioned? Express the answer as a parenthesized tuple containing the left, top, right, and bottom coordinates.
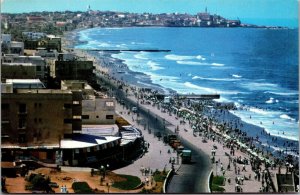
(72, 182, 94, 194)
(212, 176, 225, 186)
(153, 172, 166, 182)
(112, 174, 141, 190)
(211, 184, 225, 192)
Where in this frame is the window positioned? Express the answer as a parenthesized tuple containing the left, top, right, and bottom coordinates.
(39, 118, 42, 123)
(82, 115, 89, 119)
(106, 101, 114, 107)
(64, 104, 72, 109)
(19, 104, 26, 113)
(106, 115, 114, 119)
(18, 118, 26, 129)
(34, 118, 37, 123)
(34, 103, 37, 108)
(64, 119, 72, 124)
(36, 66, 41, 71)
(2, 103, 9, 110)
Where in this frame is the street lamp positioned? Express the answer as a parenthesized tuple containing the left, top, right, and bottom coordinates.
(100, 164, 109, 184)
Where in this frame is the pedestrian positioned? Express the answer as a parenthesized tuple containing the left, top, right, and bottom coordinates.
(160, 150, 161, 154)
(242, 164, 246, 172)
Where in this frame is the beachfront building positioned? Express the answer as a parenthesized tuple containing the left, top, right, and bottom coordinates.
(61, 80, 116, 125)
(1, 88, 79, 161)
(22, 32, 47, 41)
(45, 35, 62, 52)
(0, 79, 124, 167)
(34, 47, 58, 58)
(1, 35, 24, 55)
(1, 63, 37, 80)
(51, 56, 94, 82)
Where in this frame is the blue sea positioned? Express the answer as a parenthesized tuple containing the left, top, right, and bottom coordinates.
(75, 27, 299, 141)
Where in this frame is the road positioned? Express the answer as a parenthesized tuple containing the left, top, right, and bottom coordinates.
(98, 75, 211, 193)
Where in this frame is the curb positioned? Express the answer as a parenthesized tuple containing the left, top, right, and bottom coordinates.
(208, 169, 213, 193)
(163, 169, 174, 193)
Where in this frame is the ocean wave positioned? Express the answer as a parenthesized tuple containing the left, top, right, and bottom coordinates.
(240, 82, 279, 91)
(165, 54, 196, 61)
(280, 114, 296, 121)
(177, 60, 206, 65)
(266, 97, 274, 104)
(192, 75, 239, 81)
(211, 63, 225, 66)
(284, 100, 299, 104)
(264, 91, 298, 96)
(232, 74, 242, 78)
(147, 61, 164, 71)
(183, 82, 242, 95)
(177, 61, 225, 66)
(196, 55, 206, 60)
(248, 107, 271, 115)
(184, 82, 217, 93)
(134, 53, 148, 60)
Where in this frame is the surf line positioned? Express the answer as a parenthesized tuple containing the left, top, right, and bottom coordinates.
(80, 49, 171, 52)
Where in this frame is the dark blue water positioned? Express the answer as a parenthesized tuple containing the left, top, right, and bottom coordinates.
(75, 27, 299, 141)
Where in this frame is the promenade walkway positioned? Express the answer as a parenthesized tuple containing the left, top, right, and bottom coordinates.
(113, 102, 181, 181)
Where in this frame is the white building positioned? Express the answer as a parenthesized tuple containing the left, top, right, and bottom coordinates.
(22, 32, 46, 40)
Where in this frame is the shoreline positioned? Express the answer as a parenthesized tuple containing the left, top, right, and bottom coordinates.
(62, 28, 298, 192)
(64, 28, 298, 157)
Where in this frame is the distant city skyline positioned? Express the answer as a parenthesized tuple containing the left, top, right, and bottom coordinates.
(1, 0, 298, 27)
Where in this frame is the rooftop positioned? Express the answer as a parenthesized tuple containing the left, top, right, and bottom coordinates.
(6, 79, 43, 84)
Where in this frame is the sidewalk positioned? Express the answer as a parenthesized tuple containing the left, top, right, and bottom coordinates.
(121, 90, 281, 193)
(113, 102, 181, 181)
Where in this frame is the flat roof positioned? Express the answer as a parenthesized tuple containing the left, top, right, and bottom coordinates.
(2, 63, 34, 66)
(16, 89, 72, 94)
(6, 79, 42, 84)
(82, 124, 119, 136)
(60, 134, 120, 149)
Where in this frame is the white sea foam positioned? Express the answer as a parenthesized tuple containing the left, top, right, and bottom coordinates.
(177, 60, 205, 65)
(165, 54, 196, 61)
(284, 100, 299, 104)
(184, 82, 214, 92)
(266, 97, 274, 104)
(183, 82, 232, 95)
(264, 91, 298, 96)
(240, 82, 279, 91)
(177, 61, 225, 67)
(192, 75, 239, 81)
(147, 61, 164, 71)
(280, 114, 295, 121)
(211, 63, 225, 66)
(232, 74, 242, 78)
(196, 55, 206, 60)
(134, 53, 148, 60)
(192, 76, 201, 79)
(249, 107, 270, 115)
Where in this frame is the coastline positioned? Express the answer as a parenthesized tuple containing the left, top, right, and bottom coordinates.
(64, 28, 298, 156)
(62, 28, 297, 192)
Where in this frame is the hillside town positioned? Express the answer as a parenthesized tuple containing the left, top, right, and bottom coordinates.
(2, 8, 289, 41)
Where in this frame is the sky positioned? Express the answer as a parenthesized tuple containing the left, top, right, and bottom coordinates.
(1, 0, 299, 27)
